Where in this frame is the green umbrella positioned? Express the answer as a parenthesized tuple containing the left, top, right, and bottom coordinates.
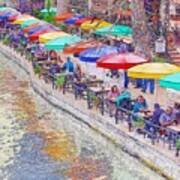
(160, 72, 180, 91)
(95, 25, 133, 37)
(45, 35, 81, 51)
(21, 19, 40, 29)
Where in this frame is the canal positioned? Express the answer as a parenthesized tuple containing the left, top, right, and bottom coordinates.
(0, 51, 165, 180)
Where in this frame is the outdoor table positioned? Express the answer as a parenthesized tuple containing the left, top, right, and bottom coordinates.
(86, 86, 110, 115)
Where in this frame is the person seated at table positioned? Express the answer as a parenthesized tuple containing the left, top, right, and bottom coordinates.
(116, 88, 131, 109)
(151, 103, 164, 125)
(159, 106, 176, 127)
(49, 61, 61, 75)
(133, 95, 148, 114)
(106, 85, 120, 117)
(74, 64, 83, 81)
(63, 57, 74, 75)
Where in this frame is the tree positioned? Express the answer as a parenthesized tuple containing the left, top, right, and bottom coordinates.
(131, 0, 153, 59)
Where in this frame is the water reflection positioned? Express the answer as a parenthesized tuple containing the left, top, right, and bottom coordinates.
(0, 52, 164, 180)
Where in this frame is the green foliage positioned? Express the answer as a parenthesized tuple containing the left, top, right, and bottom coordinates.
(133, 118, 145, 128)
(153, 55, 167, 63)
(32, 8, 43, 19)
(176, 138, 180, 150)
(33, 65, 41, 75)
(55, 75, 65, 86)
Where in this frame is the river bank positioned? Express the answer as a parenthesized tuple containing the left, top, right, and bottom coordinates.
(0, 42, 179, 179)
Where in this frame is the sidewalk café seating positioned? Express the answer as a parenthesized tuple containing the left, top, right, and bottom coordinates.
(1, 8, 180, 158)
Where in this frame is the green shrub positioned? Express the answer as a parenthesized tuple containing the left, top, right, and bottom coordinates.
(176, 138, 180, 150)
(153, 55, 167, 63)
(33, 65, 41, 75)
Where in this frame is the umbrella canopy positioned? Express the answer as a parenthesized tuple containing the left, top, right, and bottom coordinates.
(39, 31, 70, 43)
(29, 29, 55, 41)
(28, 24, 55, 35)
(97, 53, 148, 70)
(79, 45, 119, 63)
(55, 12, 74, 21)
(63, 40, 102, 54)
(128, 63, 180, 79)
(45, 35, 81, 51)
(21, 19, 40, 29)
(64, 14, 84, 25)
(81, 20, 111, 31)
(160, 73, 180, 90)
(95, 25, 133, 37)
(23, 23, 42, 33)
(13, 15, 35, 24)
(75, 17, 93, 26)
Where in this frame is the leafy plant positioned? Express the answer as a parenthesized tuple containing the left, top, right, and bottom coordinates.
(176, 138, 180, 150)
(55, 75, 65, 86)
(133, 118, 145, 128)
(33, 65, 41, 75)
(153, 55, 167, 63)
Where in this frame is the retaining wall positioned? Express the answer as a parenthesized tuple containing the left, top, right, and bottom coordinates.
(0, 43, 179, 180)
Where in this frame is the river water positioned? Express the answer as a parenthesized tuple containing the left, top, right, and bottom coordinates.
(0, 51, 165, 180)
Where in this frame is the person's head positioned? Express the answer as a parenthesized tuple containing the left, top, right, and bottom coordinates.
(137, 95, 145, 103)
(154, 103, 160, 110)
(67, 57, 71, 62)
(166, 106, 173, 114)
(174, 102, 180, 110)
(111, 85, 118, 93)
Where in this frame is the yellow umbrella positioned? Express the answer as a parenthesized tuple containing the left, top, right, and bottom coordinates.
(81, 20, 111, 31)
(128, 63, 180, 79)
(39, 31, 70, 43)
(13, 15, 35, 24)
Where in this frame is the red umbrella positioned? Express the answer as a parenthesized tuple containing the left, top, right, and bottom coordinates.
(63, 40, 102, 54)
(75, 17, 93, 26)
(96, 53, 148, 70)
(29, 29, 55, 41)
(55, 12, 74, 21)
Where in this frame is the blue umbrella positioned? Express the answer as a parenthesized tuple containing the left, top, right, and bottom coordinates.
(28, 24, 57, 35)
(0, 11, 17, 20)
(79, 45, 119, 63)
(64, 14, 84, 25)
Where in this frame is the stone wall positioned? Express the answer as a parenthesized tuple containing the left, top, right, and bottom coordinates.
(0, 43, 179, 180)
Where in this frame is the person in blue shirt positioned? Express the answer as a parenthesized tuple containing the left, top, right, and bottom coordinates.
(133, 95, 148, 113)
(63, 57, 74, 74)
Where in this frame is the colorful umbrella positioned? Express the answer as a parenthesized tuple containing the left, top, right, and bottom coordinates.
(29, 29, 55, 41)
(79, 45, 119, 63)
(23, 23, 43, 33)
(63, 40, 102, 54)
(128, 63, 180, 79)
(95, 25, 133, 37)
(13, 15, 35, 24)
(160, 73, 180, 90)
(64, 14, 84, 25)
(81, 20, 111, 31)
(28, 24, 55, 35)
(21, 19, 40, 29)
(45, 35, 81, 51)
(55, 12, 74, 21)
(97, 53, 147, 70)
(39, 31, 70, 43)
(75, 17, 93, 26)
